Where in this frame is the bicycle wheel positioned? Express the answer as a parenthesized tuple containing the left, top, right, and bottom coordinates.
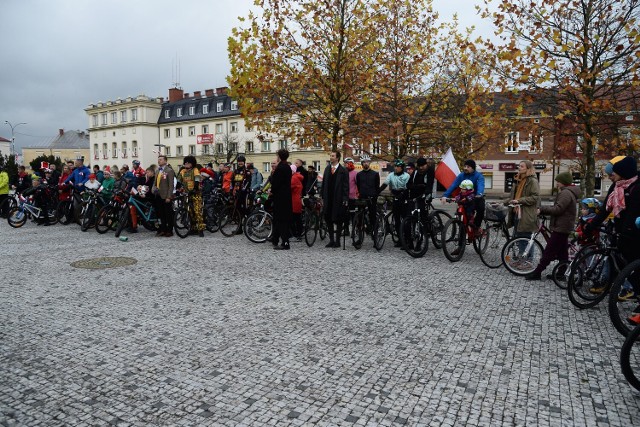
(80, 204, 95, 232)
(429, 210, 451, 249)
(351, 213, 365, 249)
(609, 259, 640, 337)
(7, 208, 27, 228)
(174, 207, 190, 239)
(551, 260, 570, 290)
(567, 249, 610, 309)
(57, 200, 73, 225)
(386, 212, 399, 244)
(478, 221, 508, 268)
(401, 216, 429, 258)
(304, 213, 318, 247)
(0, 197, 17, 219)
(95, 206, 114, 234)
(501, 237, 544, 276)
(205, 205, 220, 233)
(244, 210, 272, 243)
(219, 206, 241, 237)
(114, 208, 129, 238)
(620, 324, 640, 391)
(373, 211, 386, 251)
(442, 218, 465, 262)
(473, 226, 489, 255)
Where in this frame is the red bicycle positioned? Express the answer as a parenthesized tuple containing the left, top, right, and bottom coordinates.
(441, 198, 487, 262)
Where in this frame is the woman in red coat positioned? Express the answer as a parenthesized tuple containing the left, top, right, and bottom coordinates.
(291, 165, 304, 238)
(58, 164, 72, 201)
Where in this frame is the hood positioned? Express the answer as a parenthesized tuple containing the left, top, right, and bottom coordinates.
(563, 185, 581, 199)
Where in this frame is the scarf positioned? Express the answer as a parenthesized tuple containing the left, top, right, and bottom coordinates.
(607, 175, 638, 218)
(514, 174, 527, 200)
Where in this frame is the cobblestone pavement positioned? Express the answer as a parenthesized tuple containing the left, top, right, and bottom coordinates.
(1, 221, 640, 426)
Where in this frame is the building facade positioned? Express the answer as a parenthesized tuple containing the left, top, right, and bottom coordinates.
(0, 136, 10, 158)
(85, 95, 163, 170)
(21, 129, 90, 170)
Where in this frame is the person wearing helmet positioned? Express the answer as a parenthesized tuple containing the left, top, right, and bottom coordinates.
(356, 155, 380, 232)
(131, 160, 145, 186)
(442, 159, 486, 231)
(379, 159, 410, 246)
(455, 179, 476, 222)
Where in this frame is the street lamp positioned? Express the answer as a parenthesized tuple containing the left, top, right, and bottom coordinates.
(4, 121, 27, 159)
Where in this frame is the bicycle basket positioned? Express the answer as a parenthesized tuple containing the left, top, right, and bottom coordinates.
(485, 204, 508, 221)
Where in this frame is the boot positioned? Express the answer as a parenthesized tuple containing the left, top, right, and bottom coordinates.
(129, 206, 138, 231)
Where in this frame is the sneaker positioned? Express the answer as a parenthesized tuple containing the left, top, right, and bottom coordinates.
(525, 272, 542, 281)
(627, 313, 640, 325)
(589, 285, 606, 294)
(618, 288, 636, 302)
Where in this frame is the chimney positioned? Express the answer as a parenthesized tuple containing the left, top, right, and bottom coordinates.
(216, 87, 228, 96)
(59, 129, 64, 136)
(183, 93, 190, 99)
(194, 91, 201, 98)
(168, 87, 184, 103)
(205, 89, 214, 97)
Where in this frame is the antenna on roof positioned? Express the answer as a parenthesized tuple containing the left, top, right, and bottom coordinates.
(171, 53, 181, 89)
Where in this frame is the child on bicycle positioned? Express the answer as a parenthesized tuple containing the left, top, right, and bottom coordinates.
(455, 179, 476, 222)
(574, 197, 601, 246)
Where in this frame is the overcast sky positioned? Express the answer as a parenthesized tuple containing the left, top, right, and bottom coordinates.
(0, 0, 491, 152)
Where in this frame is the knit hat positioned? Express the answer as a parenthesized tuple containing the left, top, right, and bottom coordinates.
(89, 173, 96, 180)
(464, 159, 476, 170)
(612, 156, 638, 180)
(416, 158, 427, 166)
(604, 155, 626, 175)
(555, 172, 573, 185)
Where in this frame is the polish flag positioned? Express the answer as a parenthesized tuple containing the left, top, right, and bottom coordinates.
(435, 147, 460, 190)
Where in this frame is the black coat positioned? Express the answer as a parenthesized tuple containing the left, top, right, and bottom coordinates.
(271, 162, 292, 221)
(322, 163, 349, 221)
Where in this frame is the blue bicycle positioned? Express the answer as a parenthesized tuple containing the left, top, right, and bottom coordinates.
(114, 194, 159, 237)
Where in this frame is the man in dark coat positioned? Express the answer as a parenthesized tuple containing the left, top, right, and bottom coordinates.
(271, 149, 293, 250)
(322, 150, 349, 248)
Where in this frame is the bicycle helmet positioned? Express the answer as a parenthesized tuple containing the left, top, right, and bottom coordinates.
(394, 159, 405, 168)
(581, 198, 601, 209)
(132, 160, 141, 166)
(344, 157, 354, 164)
(360, 155, 371, 162)
(459, 179, 474, 190)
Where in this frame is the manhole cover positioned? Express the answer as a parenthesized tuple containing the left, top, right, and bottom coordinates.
(70, 257, 138, 270)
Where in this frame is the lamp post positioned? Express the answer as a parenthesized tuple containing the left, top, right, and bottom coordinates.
(4, 121, 27, 159)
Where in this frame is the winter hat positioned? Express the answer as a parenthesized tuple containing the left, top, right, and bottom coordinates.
(612, 156, 638, 180)
(555, 172, 573, 185)
(406, 162, 416, 170)
(604, 155, 626, 175)
(416, 158, 427, 166)
(464, 159, 476, 170)
(89, 173, 97, 180)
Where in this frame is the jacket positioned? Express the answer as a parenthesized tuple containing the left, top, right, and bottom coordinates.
(64, 165, 91, 191)
(356, 169, 380, 199)
(504, 175, 540, 233)
(271, 162, 292, 221)
(0, 171, 9, 195)
(539, 185, 580, 234)
(443, 170, 485, 197)
(291, 172, 303, 214)
(322, 163, 349, 222)
(153, 165, 175, 200)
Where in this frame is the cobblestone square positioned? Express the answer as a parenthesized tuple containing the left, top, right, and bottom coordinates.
(1, 223, 639, 426)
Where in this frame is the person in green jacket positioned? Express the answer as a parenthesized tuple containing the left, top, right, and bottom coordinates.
(99, 168, 115, 199)
(0, 166, 9, 217)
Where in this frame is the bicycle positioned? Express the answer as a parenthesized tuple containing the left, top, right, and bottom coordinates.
(80, 190, 106, 232)
(399, 195, 449, 258)
(567, 229, 627, 309)
(244, 191, 273, 243)
(172, 189, 191, 238)
(114, 194, 159, 237)
(7, 193, 58, 228)
(501, 215, 547, 276)
(477, 202, 511, 269)
(0, 191, 20, 219)
(349, 197, 385, 251)
(302, 194, 327, 247)
(95, 190, 127, 234)
(441, 197, 488, 262)
(57, 187, 83, 225)
(620, 323, 640, 391)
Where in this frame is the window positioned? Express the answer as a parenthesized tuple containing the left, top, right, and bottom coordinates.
(263, 162, 271, 173)
(203, 144, 210, 154)
(189, 106, 195, 116)
(202, 125, 209, 134)
(121, 142, 127, 158)
(231, 100, 238, 110)
(505, 132, 518, 153)
(229, 143, 238, 153)
(112, 142, 118, 158)
(262, 140, 271, 152)
(313, 161, 321, 171)
(202, 104, 209, 114)
(132, 141, 138, 157)
(176, 127, 183, 137)
(189, 145, 196, 155)
(120, 110, 127, 123)
(231, 122, 238, 133)
(530, 133, 543, 152)
(111, 112, 117, 124)
(92, 115, 98, 127)
(165, 146, 171, 156)
(177, 107, 183, 117)
(245, 124, 253, 132)
(189, 126, 196, 136)
(93, 144, 99, 159)
(215, 124, 223, 133)
(102, 143, 108, 159)
(483, 174, 493, 189)
(216, 144, 224, 154)
(101, 113, 108, 125)
(279, 139, 287, 149)
(217, 102, 223, 112)
(164, 109, 170, 119)
(371, 140, 381, 155)
(164, 129, 170, 138)
(246, 141, 254, 152)
(176, 146, 183, 156)
(131, 108, 138, 121)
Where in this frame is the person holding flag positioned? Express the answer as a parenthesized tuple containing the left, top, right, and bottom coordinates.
(441, 158, 485, 234)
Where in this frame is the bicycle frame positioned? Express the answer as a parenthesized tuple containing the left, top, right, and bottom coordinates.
(128, 195, 157, 223)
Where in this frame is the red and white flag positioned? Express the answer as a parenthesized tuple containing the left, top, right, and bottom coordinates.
(435, 147, 460, 190)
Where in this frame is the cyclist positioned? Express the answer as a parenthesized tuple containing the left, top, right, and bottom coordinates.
(178, 155, 205, 237)
(99, 168, 115, 199)
(321, 150, 349, 248)
(407, 157, 434, 223)
(23, 175, 51, 226)
(63, 157, 91, 223)
(131, 160, 146, 185)
(441, 159, 485, 234)
(344, 157, 359, 235)
(0, 165, 9, 217)
(524, 172, 580, 281)
(379, 159, 410, 247)
(12, 165, 32, 193)
(356, 155, 380, 232)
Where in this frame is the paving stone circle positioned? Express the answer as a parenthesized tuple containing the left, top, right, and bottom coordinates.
(70, 256, 137, 269)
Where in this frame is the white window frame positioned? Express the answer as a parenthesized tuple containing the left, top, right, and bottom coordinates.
(262, 140, 271, 152)
(120, 110, 127, 123)
(216, 143, 224, 154)
(189, 106, 195, 116)
(111, 112, 117, 124)
(217, 102, 223, 112)
(189, 145, 196, 155)
(131, 108, 138, 122)
(112, 142, 118, 158)
(263, 162, 271, 173)
(202, 104, 209, 114)
(246, 141, 254, 152)
(203, 144, 210, 154)
(279, 139, 287, 149)
(202, 125, 209, 134)
(165, 109, 170, 119)
(230, 122, 238, 133)
(177, 107, 183, 117)
(92, 115, 98, 127)
(189, 126, 196, 136)
(215, 124, 223, 134)
(231, 100, 238, 110)
(176, 146, 183, 156)
(164, 129, 170, 138)
(176, 127, 183, 137)
(165, 146, 171, 156)
(505, 132, 519, 153)
(101, 113, 108, 125)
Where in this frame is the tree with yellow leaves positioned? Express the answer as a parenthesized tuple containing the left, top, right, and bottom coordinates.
(481, 0, 640, 196)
